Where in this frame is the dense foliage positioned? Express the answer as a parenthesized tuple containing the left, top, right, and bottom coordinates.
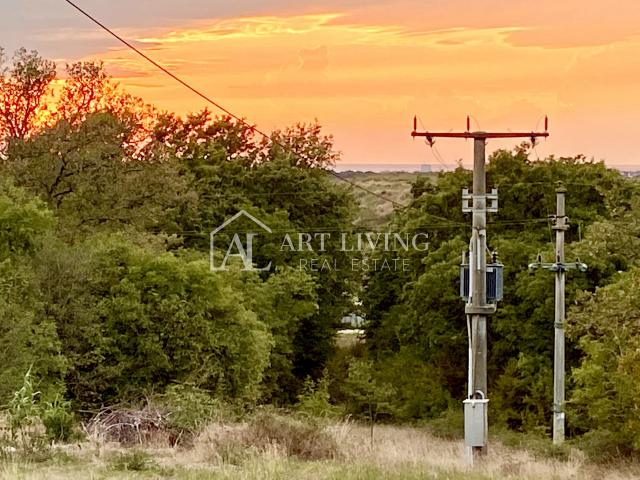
(0, 48, 354, 413)
(2, 46, 640, 458)
(361, 146, 640, 453)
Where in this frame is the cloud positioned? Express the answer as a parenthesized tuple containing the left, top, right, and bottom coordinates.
(299, 46, 328, 72)
(136, 13, 346, 43)
(17, 3, 640, 166)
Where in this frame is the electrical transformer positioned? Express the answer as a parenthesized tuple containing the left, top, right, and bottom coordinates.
(460, 260, 504, 302)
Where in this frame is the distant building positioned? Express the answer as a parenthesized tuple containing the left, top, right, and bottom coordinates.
(341, 313, 365, 328)
(611, 165, 640, 177)
(420, 164, 432, 173)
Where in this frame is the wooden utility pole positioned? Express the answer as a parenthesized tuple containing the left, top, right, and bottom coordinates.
(470, 136, 488, 416)
(529, 184, 587, 445)
(412, 117, 549, 459)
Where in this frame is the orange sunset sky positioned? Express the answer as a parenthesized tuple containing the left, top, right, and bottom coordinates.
(3, 0, 640, 167)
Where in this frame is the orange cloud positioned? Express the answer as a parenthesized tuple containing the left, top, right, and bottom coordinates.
(72, 9, 640, 167)
(136, 13, 347, 43)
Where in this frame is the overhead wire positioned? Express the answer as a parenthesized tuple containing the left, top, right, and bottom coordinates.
(64, 1, 569, 231)
(415, 115, 451, 172)
(62, 0, 433, 216)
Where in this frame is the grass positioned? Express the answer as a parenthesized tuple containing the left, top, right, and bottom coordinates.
(2, 421, 640, 480)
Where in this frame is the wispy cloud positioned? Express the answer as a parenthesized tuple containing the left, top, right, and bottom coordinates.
(136, 13, 347, 43)
(133, 13, 527, 49)
(32, 5, 640, 167)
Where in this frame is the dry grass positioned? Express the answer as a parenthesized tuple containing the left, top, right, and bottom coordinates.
(2, 420, 640, 480)
(331, 423, 640, 480)
(191, 412, 340, 464)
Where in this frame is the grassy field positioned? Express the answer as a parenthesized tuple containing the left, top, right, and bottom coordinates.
(2, 421, 639, 480)
(335, 171, 435, 228)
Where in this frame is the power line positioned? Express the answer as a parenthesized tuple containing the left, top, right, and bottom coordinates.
(415, 116, 451, 172)
(147, 225, 468, 236)
(493, 181, 612, 189)
(62, 0, 417, 213)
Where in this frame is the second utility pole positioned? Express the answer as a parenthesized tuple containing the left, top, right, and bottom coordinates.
(528, 184, 586, 445)
(553, 186, 567, 445)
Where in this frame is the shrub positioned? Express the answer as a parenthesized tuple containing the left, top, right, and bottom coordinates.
(574, 429, 636, 462)
(427, 407, 464, 440)
(496, 428, 570, 461)
(198, 410, 340, 463)
(161, 384, 234, 433)
(40, 235, 273, 409)
(296, 372, 342, 419)
(376, 350, 453, 421)
(249, 411, 339, 460)
(108, 450, 156, 472)
(40, 395, 76, 442)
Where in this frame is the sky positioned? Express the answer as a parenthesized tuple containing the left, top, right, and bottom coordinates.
(2, 0, 640, 168)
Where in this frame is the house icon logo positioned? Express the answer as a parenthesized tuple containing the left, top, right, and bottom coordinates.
(210, 210, 272, 272)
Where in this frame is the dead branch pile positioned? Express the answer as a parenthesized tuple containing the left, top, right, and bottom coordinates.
(84, 406, 179, 446)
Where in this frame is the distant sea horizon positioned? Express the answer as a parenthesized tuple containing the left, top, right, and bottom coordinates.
(333, 162, 640, 174)
(333, 163, 458, 173)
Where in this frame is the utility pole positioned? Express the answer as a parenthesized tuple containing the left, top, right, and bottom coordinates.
(528, 184, 587, 445)
(553, 186, 567, 445)
(412, 117, 549, 461)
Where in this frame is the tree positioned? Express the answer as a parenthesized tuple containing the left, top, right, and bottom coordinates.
(4, 113, 195, 236)
(0, 181, 66, 403)
(0, 48, 56, 142)
(362, 146, 640, 429)
(155, 113, 358, 392)
(36, 234, 274, 408)
(568, 267, 640, 457)
(53, 61, 158, 157)
(243, 268, 319, 403)
(344, 359, 395, 444)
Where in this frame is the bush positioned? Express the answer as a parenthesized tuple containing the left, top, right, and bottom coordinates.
(296, 372, 342, 419)
(426, 407, 464, 440)
(249, 411, 339, 460)
(40, 395, 76, 442)
(198, 410, 340, 463)
(574, 429, 636, 462)
(161, 384, 234, 433)
(40, 235, 273, 409)
(496, 428, 570, 461)
(376, 351, 453, 421)
(108, 450, 156, 472)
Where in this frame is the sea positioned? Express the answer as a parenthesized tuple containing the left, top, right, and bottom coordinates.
(333, 163, 640, 175)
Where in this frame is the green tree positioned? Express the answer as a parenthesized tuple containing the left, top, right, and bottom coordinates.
(243, 268, 319, 404)
(0, 181, 66, 402)
(363, 146, 640, 429)
(36, 234, 273, 408)
(4, 113, 194, 236)
(153, 112, 358, 392)
(568, 267, 640, 456)
(344, 359, 395, 444)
